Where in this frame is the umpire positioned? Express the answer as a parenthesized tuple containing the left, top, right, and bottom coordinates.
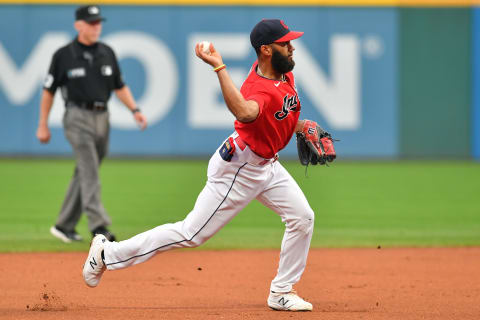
(36, 5, 147, 243)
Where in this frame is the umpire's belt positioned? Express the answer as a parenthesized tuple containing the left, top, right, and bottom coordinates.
(67, 101, 108, 112)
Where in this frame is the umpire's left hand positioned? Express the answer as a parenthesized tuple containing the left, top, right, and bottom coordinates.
(134, 112, 147, 130)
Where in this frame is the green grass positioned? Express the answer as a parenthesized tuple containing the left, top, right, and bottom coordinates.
(0, 158, 479, 252)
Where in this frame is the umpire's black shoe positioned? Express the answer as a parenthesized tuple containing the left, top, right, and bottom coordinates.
(50, 225, 83, 243)
(92, 226, 116, 242)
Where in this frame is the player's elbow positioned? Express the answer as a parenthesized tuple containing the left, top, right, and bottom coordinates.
(235, 104, 259, 123)
(236, 113, 256, 123)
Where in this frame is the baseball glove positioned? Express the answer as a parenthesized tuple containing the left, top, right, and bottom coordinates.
(296, 120, 336, 166)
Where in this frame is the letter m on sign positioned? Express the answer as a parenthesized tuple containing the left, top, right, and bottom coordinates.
(0, 33, 70, 105)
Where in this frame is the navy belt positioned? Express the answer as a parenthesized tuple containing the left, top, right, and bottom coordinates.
(67, 101, 107, 112)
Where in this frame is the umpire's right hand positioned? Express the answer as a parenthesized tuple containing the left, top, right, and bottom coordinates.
(36, 124, 51, 144)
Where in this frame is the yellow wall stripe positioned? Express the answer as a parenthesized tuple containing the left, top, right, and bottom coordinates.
(0, 0, 477, 6)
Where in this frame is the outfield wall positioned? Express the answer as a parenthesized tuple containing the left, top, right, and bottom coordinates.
(399, 8, 471, 158)
(0, 3, 477, 158)
(473, 7, 480, 160)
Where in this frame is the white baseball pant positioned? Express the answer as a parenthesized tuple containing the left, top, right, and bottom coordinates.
(103, 132, 315, 293)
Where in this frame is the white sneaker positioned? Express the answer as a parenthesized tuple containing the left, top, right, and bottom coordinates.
(50, 226, 83, 243)
(82, 234, 108, 287)
(267, 290, 313, 311)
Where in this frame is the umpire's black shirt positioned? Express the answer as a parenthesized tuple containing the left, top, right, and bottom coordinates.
(43, 37, 124, 105)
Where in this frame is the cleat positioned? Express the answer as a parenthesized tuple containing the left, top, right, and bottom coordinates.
(82, 234, 108, 287)
(50, 226, 83, 243)
(267, 290, 313, 311)
(91, 226, 116, 242)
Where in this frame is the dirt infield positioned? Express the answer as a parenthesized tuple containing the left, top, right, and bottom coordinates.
(0, 248, 479, 320)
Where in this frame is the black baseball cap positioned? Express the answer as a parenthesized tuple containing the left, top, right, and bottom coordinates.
(250, 19, 303, 49)
(75, 5, 106, 23)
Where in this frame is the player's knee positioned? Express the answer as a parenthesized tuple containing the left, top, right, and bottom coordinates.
(187, 236, 205, 248)
(301, 209, 315, 234)
(181, 226, 207, 248)
(179, 223, 202, 248)
(287, 208, 314, 234)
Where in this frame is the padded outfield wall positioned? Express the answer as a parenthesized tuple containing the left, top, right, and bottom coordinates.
(473, 5, 480, 160)
(0, 1, 476, 158)
(399, 7, 471, 158)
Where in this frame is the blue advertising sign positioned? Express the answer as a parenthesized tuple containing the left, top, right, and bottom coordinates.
(0, 5, 397, 157)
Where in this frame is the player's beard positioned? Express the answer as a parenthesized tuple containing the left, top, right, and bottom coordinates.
(271, 48, 295, 74)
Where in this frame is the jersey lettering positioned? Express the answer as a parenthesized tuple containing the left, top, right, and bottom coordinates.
(274, 94, 298, 120)
(67, 68, 86, 78)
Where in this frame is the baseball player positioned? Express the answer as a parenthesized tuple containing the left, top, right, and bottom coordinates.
(83, 19, 328, 311)
(37, 5, 147, 243)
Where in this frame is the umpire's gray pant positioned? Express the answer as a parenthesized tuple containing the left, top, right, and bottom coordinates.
(56, 107, 112, 232)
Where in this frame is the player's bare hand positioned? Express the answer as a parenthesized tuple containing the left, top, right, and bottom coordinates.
(36, 125, 51, 144)
(195, 42, 223, 69)
(134, 111, 147, 131)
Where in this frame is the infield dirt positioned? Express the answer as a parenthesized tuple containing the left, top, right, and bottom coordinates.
(1, 248, 479, 320)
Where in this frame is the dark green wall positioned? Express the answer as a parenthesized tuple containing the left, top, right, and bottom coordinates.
(399, 8, 471, 158)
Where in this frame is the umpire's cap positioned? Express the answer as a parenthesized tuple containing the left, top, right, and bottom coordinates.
(250, 19, 303, 49)
(75, 5, 106, 23)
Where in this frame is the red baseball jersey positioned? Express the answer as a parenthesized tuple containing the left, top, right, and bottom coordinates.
(235, 61, 301, 159)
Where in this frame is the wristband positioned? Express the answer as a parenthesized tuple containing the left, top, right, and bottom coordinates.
(213, 64, 226, 73)
(131, 107, 140, 114)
